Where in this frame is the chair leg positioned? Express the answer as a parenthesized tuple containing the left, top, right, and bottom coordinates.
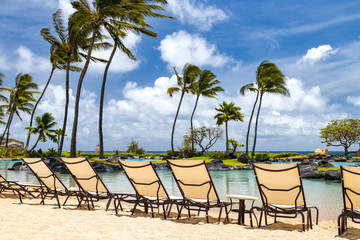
(55, 193, 61, 208)
(205, 207, 209, 223)
(177, 202, 184, 220)
(217, 205, 223, 224)
(131, 202, 138, 215)
(63, 194, 70, 206)
(299, 211, 305, 232)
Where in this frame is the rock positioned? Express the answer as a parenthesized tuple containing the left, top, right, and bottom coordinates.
(92, 162, 121, 172)
(324, 170, 341, 180)
(301, 170, 326, 178)
(8, 161, 23, 170)
(161, 155, 173, 160)
(153, 162, 169, 170)
(120, 155, 128, 159)
(106, 158, 118, 164)
(206, 159, 231, 171)
(318, 160, 335, 168)
(228, 152, 237, 159)
(237, 154, 249, 164)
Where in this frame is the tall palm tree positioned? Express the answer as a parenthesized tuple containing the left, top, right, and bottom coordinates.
(39, 9, 90, 156)
(214, 101, 244, 156)
(250, 61, 290, 157)
(167, 64, 201, 151)
(69, 0, 171, 157)
(189, 70, 223, 151)
(26, 112, 58, 151)
(0, 74, 39, 147)
(0, 73, 7, 125)
(98, 1, 172, 159)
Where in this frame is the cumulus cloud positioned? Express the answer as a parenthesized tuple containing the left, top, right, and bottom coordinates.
(166, 0, 228, 31)
(14, 46, 50, 73)
(88, 32, 141, 74)
(158, 30, 233, 70)
(58, 0, 75, 21)
(297, 44, 338, 65)
(346, 96, 360, 106)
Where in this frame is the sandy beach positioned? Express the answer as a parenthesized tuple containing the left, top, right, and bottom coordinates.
(0, 194, 359, 240)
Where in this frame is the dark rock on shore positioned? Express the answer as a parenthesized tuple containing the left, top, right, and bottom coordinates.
(237, 154, 249, 164)
(318, 160, 335, 168)
(324, 170, 341, 180)
(8, 161, 23, 170)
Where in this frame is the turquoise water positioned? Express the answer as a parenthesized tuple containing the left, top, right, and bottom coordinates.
(0, 160, 353, 220)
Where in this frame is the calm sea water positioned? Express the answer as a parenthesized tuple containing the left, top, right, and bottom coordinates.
(0, 160, 357, 220)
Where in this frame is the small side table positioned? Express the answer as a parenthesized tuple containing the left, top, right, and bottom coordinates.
(226, 194, 258, 225)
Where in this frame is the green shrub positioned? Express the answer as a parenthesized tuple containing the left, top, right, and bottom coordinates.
(42, 148, 57, 158)
(0, 148, 21, 158)
(127, 140, 146, 155)
(205, 152, 227, 159)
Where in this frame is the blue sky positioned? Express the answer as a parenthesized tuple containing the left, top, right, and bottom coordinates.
(1, 0, 360, 152)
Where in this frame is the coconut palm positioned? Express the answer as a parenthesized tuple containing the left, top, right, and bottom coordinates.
(69, 0, 171, 157)
(249, 61, 290, 157)
(54, 128, 66, 155)
(214, 101, 244, 156)
(98, 1, 172, 159)
(0, 73, 7, 125)
(189, 70, 224, 151)
(26, 112, 58, 151)
(0, 74, 39, 147)
(167, 64, 201, 151)
(37, 9, 87, 157)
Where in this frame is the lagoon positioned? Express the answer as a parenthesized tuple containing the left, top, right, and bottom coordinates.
(0, 160, 356, 220)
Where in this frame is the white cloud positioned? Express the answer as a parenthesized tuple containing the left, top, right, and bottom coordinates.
(167, 0, 228, 31)
(297, 44, 338, 65)
(15, 46, 50, 73)
(88, 32, 141, 74)
(58, 0, 75, 21)
(347, 96, 360, 106)
(158, 30, 233, 70)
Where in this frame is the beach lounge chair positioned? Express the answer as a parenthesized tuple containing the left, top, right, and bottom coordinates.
(61, 157, 133, 210)
(119, 160, 179, 219)
(250, 163, 319, 231)
(21, 158, 80, 208)
(0, 174, 42, 202)
(167, 159, 231, 223)
(338, 166, 360, 235)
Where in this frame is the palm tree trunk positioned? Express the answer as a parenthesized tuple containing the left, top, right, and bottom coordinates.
(99, 43, 117, 159)
(171, 91, 185, 151)
(190, 95, 200, 152)
(30, 136, 41, 151)
(225, 121, 229, 156)
(25, 67, 55, 149)
(251, 94, 263, 157)
(245, 91, 259, 156)
(5, 110, 15, 147)
(1, 104, 15, 146)
(58, 55, 71, 157)
(70, 32, 97, 157)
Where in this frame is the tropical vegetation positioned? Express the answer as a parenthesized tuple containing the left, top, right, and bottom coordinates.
(240, 60, 290, 158)
(320, 119, 360, 156)
(167, 64, 201, 151)
(214, 101, 244, 156)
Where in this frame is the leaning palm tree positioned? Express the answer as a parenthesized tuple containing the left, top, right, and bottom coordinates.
(0, 74, 39, 147)
(189, 70, 224, 151)
(69, 0, 171, 157)
(98, 1, 172, 159)
(167, 64, 201, 151)
(0, 73, 7, 125)
(38, 9, 85, 157)
(26, 112, 58, 151)
(214, 101, 244, 156)
(250, 61, 290, 157)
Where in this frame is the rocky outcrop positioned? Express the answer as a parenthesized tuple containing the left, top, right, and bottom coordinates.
(324, 170, 341, 180)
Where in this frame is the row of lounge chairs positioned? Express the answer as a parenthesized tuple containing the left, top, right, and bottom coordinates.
(0, 158, 358, 235)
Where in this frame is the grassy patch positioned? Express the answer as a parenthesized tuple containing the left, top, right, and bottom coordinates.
(222, 159, 246, 166)
(318, 167, 340, 171)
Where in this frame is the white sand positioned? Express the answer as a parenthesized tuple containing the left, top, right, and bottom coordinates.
(0, 194, 359, 240)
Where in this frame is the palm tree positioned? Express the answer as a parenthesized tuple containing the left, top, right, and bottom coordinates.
(214, 101, 244, 156)
(54, 128, 66, 155)
(38, 10, 86, 157)
(167, 64, 201, 151)
(26, 112, 57, 151)
(250, 61, 290, 157)
(69, 0, 171, 157)
(0, 73, 7, 125)
(0, 74, 39, 147)
(98, 1, 172, 159)
(189, 70, 224, 151)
